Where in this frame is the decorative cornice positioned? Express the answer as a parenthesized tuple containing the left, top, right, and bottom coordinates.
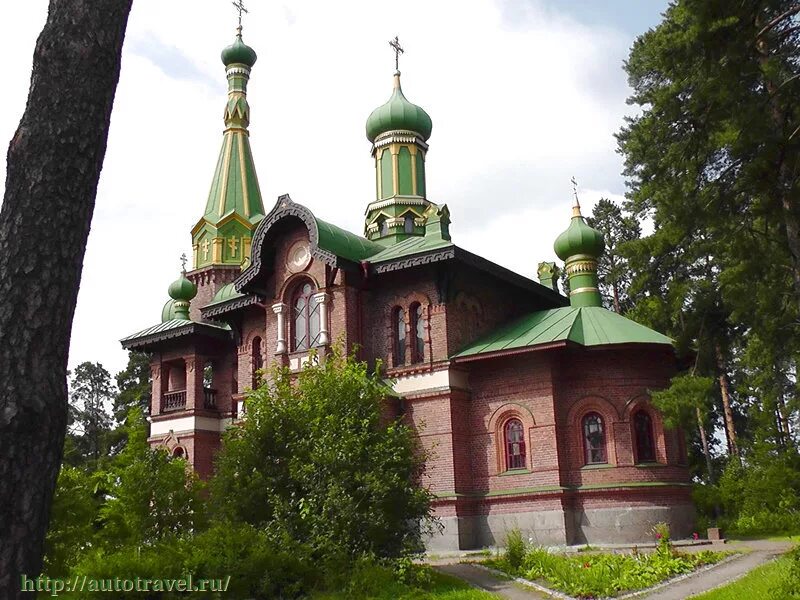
(371, 247, 456, 273)
(565, 259, 598, 276)
(372, 130, 429, 152)
(200, 293, 261, 319)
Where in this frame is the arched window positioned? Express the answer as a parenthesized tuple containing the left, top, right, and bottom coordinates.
(404, 213, 415, 234)
(633, 411, 656, 463)
(172, 446, 185, 459)
(292, 281, 321, 351)
(409, 303, 425, 364)
(393, 307, 406, 366)
(251, 337, 263, 388)
(583, 413, 607, 464)
(504, 419, 526, 470)
(378, 216, 389, 237)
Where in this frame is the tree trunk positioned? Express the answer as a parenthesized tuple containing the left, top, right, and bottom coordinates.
(696, 406, 714, 482)
(714, 342, 738, 458)
(612, 280, 621, 314)
(0, 1, 132, 597)
(755, 24, 800, 309)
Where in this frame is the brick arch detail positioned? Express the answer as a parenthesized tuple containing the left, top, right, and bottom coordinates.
(567, 396, 620, 467)
(489, 404, 536, 474)
(625, 394, 668, 464)
(279, 272, 321, 304)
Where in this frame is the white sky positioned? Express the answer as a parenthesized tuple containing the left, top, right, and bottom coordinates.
(0, 0, 666, 378)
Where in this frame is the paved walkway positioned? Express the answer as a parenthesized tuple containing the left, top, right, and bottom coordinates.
(436, 563, 546, 599)
(641, 540, 794, 599)
(433, 540, 795, 600)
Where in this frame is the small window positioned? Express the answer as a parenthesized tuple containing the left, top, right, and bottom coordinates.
(394, 307, 406, 366)
(634, 411, 656, 463)
(404, 214, 415, 234)
(378, 217, 389, 237)
(410, 303, 425, 364)
(172, 447, 185, 459)
(583, 413, 607, 464)
(504, 419, 526, 470)
(252, 337, 263, 388)
(292, 281, 321, 351)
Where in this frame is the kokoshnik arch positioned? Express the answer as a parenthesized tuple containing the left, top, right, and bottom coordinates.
(121, 27, 694, 550)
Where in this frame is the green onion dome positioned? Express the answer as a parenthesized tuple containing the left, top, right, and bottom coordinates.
(221, 32, 257, 68)
(554, 204, 605, 261)
(167, 272, 198, 302)
(366, 72, 432, 143)
(161, 299, 177, 322)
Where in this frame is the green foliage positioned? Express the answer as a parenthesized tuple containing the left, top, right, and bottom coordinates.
(211, 347, 436, 560)
(586, 198, 641, 313)
(43, 466, 100, 575)
(66, 362, 115, 466)
(504, 528, 526, 570)
(98, 409, 206, 548)
(717, 453, 800, 535)
(651, 374, 715, 431)
(493, 546, 727, 598)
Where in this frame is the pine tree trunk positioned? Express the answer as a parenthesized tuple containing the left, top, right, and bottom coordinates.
(696, 406, 714, 482)
(612, 281, 621, 314)
(714, 342, 738, 458)
(0, 1, 132, 596)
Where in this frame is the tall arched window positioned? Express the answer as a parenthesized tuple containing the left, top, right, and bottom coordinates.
(393, 307, 406, 366)
(251, 337, 263, 388)
(404, 213, 415, 234)
(292, 281, 321, 351)
(633, 411, 656, 463)
(583, 413, 607, 464)
(409, 303, 426, 363)
(504, 419, 526, 470)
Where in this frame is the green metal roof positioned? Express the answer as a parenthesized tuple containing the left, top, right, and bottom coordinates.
(367, 231, 453, 263)
(453, 306, 673, 359)
(120, 319, 231, 350)
(315, 218, 384, 262)
(208, 282, 243, 306)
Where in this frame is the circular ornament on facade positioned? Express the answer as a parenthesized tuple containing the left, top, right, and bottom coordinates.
(286, 241, 312, 273)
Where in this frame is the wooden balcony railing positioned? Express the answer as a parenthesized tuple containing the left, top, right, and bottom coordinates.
(161, 388, 218, 412)
(162, 389, 186, 412)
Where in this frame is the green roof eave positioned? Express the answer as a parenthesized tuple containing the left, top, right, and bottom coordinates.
(366, 233, 454, 264)
(314, 218, 384, 263)
(120, 319, 232, 351)
(452, 306, 673, 360)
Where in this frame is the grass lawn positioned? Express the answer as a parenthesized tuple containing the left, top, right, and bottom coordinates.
(311, 569, 499, 600)
(689, 555, 793, 600)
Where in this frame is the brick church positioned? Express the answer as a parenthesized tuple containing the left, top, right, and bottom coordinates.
(121, 28, 694, 550)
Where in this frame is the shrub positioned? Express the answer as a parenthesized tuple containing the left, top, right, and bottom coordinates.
(504, 528, 526, 570)
(210, 347, 437, 561)
(771, 546, 800, 600)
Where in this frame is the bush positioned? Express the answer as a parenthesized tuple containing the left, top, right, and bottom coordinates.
(504, 528, 526, 570)
(771, 546, 800, 600)
(210, 347, 436, 561)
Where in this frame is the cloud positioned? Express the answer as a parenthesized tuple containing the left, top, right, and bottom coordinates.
(0, 0, 663, 377)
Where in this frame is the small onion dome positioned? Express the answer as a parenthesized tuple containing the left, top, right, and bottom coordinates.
(554, 206, 605, 261)
(221, 33, 257, 68)
(161, 299, 177, 322)
(167, 272, 198, 302)
(211, 282, 242, 304)
(366, 72, 432, 143)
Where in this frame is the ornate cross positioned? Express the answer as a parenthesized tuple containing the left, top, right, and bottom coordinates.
(228, 237, 239, 257)
(571, 176, 580, 205)
(389, 36, 404, 72)
(232, 0, 248, 29)
(202, 239, 210, 260)
(180, 253, 188, 272)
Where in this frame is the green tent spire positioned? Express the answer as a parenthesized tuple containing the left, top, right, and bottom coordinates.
(554, 196, 605, 308)
(191, 27, 265, 269)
